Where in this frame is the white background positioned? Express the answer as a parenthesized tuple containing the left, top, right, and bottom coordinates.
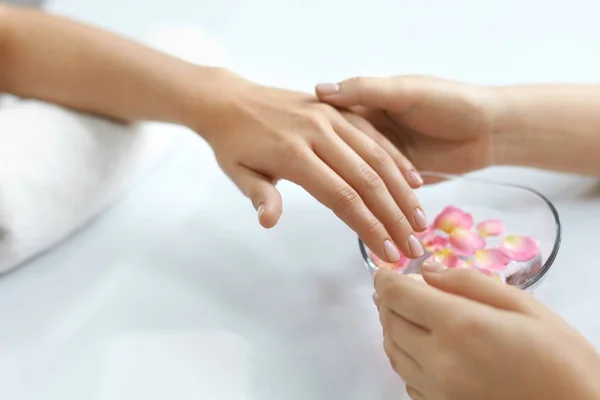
(1, 0, 600, 399)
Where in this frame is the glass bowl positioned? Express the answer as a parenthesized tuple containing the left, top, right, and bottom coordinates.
(359, 172, 561, 292)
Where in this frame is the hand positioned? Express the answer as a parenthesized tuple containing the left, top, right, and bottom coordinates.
(373, 263, 600, 400)
(315, 76, 500, 176)
(203, 76, 428, 262)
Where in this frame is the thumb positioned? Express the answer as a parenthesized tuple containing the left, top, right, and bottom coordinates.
(420, 260, 544, 317)
(230, 167, 282, 229)
(315, 76, 406, 110)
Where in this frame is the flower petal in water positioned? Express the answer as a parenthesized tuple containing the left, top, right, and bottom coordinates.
(414, 226, 435, 240)
(433, 206, 474, 233)
(422, 235, 450, 252)
(500, 235, 540, 262)
(449, 228, 486, 256)
(430, 249, 464, 269)
(474, 248, 512, 271)
(476, 219, 505, 238)
(370, 251, 411, 270)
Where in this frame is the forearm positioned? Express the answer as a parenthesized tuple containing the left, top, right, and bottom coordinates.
(0, 5, 238, 129)
(492, 85, 600, 176)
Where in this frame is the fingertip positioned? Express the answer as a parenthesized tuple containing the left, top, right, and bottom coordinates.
(405, 169, 424, 188)
(315, 82, 340, 97)
(257, 200, 282, 229)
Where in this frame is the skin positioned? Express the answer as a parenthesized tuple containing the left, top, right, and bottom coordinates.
(373, 264, 600, 400)
(316, 76, 600, 177)
(316, 76, 600, 398)
(0, 5, 427, 264)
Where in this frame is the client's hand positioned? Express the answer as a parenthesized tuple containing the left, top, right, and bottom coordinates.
(373, 263, 600, 400)
(205, 77, 428, 262)
(316, 76, 500, 177)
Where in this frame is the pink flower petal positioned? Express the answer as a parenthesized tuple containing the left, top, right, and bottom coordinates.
(430, 249, 465, 269)
(414, 226, 435, 240)
(433, 206, 474, 234)
(449, 228, 486, 256)
(500, 235, 540, 262)
(478, 268, 504, 283)
(476, 219, 505, 238)
(474, 248, 512, 271)
(370, 251, 411, 270)
(422, 235, 450, 252)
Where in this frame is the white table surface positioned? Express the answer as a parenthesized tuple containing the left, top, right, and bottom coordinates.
(2, 1, 600, 399)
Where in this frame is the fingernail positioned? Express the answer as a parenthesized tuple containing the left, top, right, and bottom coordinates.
(383, 239, 401, 262)
(316, 82, 340, 95)
(414, 208, 428, 231)
(408, 234, 424, 257)
(408, 170, 423, 187)
(257, 204, 265, 220)
(422, 260, 447, 273)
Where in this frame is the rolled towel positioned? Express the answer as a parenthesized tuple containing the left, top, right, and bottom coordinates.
(0, 26, 227, 274)
(0, 102, 175, 274)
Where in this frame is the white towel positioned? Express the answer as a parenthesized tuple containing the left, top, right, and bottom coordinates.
(0, 27, 228, 274)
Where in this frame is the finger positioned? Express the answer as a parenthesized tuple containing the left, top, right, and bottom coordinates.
(383, 333, 423, 388)
(316, 76, 415, 111)
(228, 166, 282, 228)
(314, 130, 424, 259)
(406, 385, 427, 400)
(373, 292, 381, 310)
(379, 305, 429, 361)
(374, 267, 452, 329)
(286, 150, 398, 263)
(421, 260, 550, 318)
(345, 110, 424, 188)
(334, 114, 428, 230)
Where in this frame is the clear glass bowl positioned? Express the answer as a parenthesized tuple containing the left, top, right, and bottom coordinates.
(359, 172, 561, 292)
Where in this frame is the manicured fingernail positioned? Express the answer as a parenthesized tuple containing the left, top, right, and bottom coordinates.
(257, 204, 265, 221)
(414, 208, 428, 231)
(383, 239, 401, 262)
(408, 170, 423, 187)
(408, 234, 424, 257)
(316, 82, 340, 95)
(422, 260, 447, 273)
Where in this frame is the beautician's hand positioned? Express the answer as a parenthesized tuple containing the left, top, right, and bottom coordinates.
(204, 77, 427, 261)
(316, 76, 498, 176)
(373, 263, 600, 400)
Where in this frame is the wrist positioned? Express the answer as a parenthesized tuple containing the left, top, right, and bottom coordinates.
(178, 66, 252, 142)
(488, 86, 529, 168)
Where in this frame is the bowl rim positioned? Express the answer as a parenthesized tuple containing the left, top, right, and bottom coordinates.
(358, 171, 562, 291)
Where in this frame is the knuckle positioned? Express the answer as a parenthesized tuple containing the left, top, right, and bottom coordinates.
(332, 185, 361, 211)
(380, 276, 404, 304)
(364, 217, 384, 236)
(281, 139, 307, 160)
(393, 212, 409, 228)
(358, 163, 384, 191)
(366, 144, 391, 168)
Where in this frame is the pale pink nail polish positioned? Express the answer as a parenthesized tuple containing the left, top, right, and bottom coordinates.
(408, 234, 424, 257)
(257, 204, 265, 221)
(316, 83, 340, 96)
(414, 208, 428, 230)
(422, 260, 447, 273)
(408, 170, 423, 187)
(383, 239, 401, 262)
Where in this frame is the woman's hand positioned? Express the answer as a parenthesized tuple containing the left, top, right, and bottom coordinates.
(316, 76, 500, 177)
(201, 75, 428, 262)
(373, 263, 600, 400)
